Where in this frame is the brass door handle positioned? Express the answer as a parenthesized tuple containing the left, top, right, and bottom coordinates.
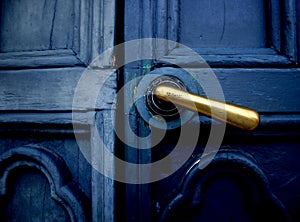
(135, 70, 260, 130)
(153, 85, 260, 130)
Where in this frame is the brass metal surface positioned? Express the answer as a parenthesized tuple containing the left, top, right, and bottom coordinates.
(154, 85, 260, 130)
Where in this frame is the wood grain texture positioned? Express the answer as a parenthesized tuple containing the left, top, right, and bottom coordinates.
(154, 0, 168, 56)
(118, 64, 153, 221)
(0, 0, 73, 52)
(0, 146, 89, 222)
(179, 0, 267, 48)
(282, 0, 297, 61)
(2, 168, 71, 221)
(0, 0, 115, 68)
(91, 0, 116, 66)
(154, 0, 179, 53)
(270, 0, 281, 50)
(93, 111, 115, 222)
(167, 0, 179, 43)
(0, 68, 116, 111)
(0, 50, 85, 69)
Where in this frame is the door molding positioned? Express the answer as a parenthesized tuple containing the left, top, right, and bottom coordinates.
(154, 0, 298, 67)
(0, 0, 115, 69)
(0, 145, 89, 222)
(159, 150, 290, 221)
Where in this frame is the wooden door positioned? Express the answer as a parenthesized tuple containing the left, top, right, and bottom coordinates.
(0, 0, 116, 221)
(121, 0, 300, 221)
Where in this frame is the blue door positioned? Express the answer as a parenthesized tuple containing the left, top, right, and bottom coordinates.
(0, 0, 116, 221)
(119, 0, 300, 221)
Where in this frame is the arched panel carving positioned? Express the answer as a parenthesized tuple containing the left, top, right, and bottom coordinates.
(0, 145, 89, 222)
(160, 150, 290, 222)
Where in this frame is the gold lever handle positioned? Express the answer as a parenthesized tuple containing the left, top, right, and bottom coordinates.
(154, 85, 260, 130)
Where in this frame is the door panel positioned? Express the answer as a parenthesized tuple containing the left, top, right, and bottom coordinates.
(159, 151, 290, 222)
(180, 0, 267, 48)
(0, 0, 85, 68)
(0, 146, 88, 221)
(0, 0, 116, 221)
(3, 168, 71, 221)
(0, 0, 73, 52)
(0, 0, 115, 69)
(122, 0, 300, 221)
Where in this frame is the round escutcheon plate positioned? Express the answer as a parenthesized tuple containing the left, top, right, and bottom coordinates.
(135, 67, 202, 129)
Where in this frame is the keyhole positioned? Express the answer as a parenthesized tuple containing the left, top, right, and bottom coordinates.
(146, 76, 186, 119)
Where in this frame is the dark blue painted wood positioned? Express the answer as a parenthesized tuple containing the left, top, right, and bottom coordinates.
(0, 0, 73, 52)
(159, 151, 290, 222)
(0, 146, 90, 221)
(0, 0, 116, 221)
(180, 0, 267, 48)
(297, 0, 300, 64)
(122, 0, 300, 221)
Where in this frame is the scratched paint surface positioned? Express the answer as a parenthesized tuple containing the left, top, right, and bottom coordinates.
(180, 0, 267, 48)
(0, 0, 73, 52)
